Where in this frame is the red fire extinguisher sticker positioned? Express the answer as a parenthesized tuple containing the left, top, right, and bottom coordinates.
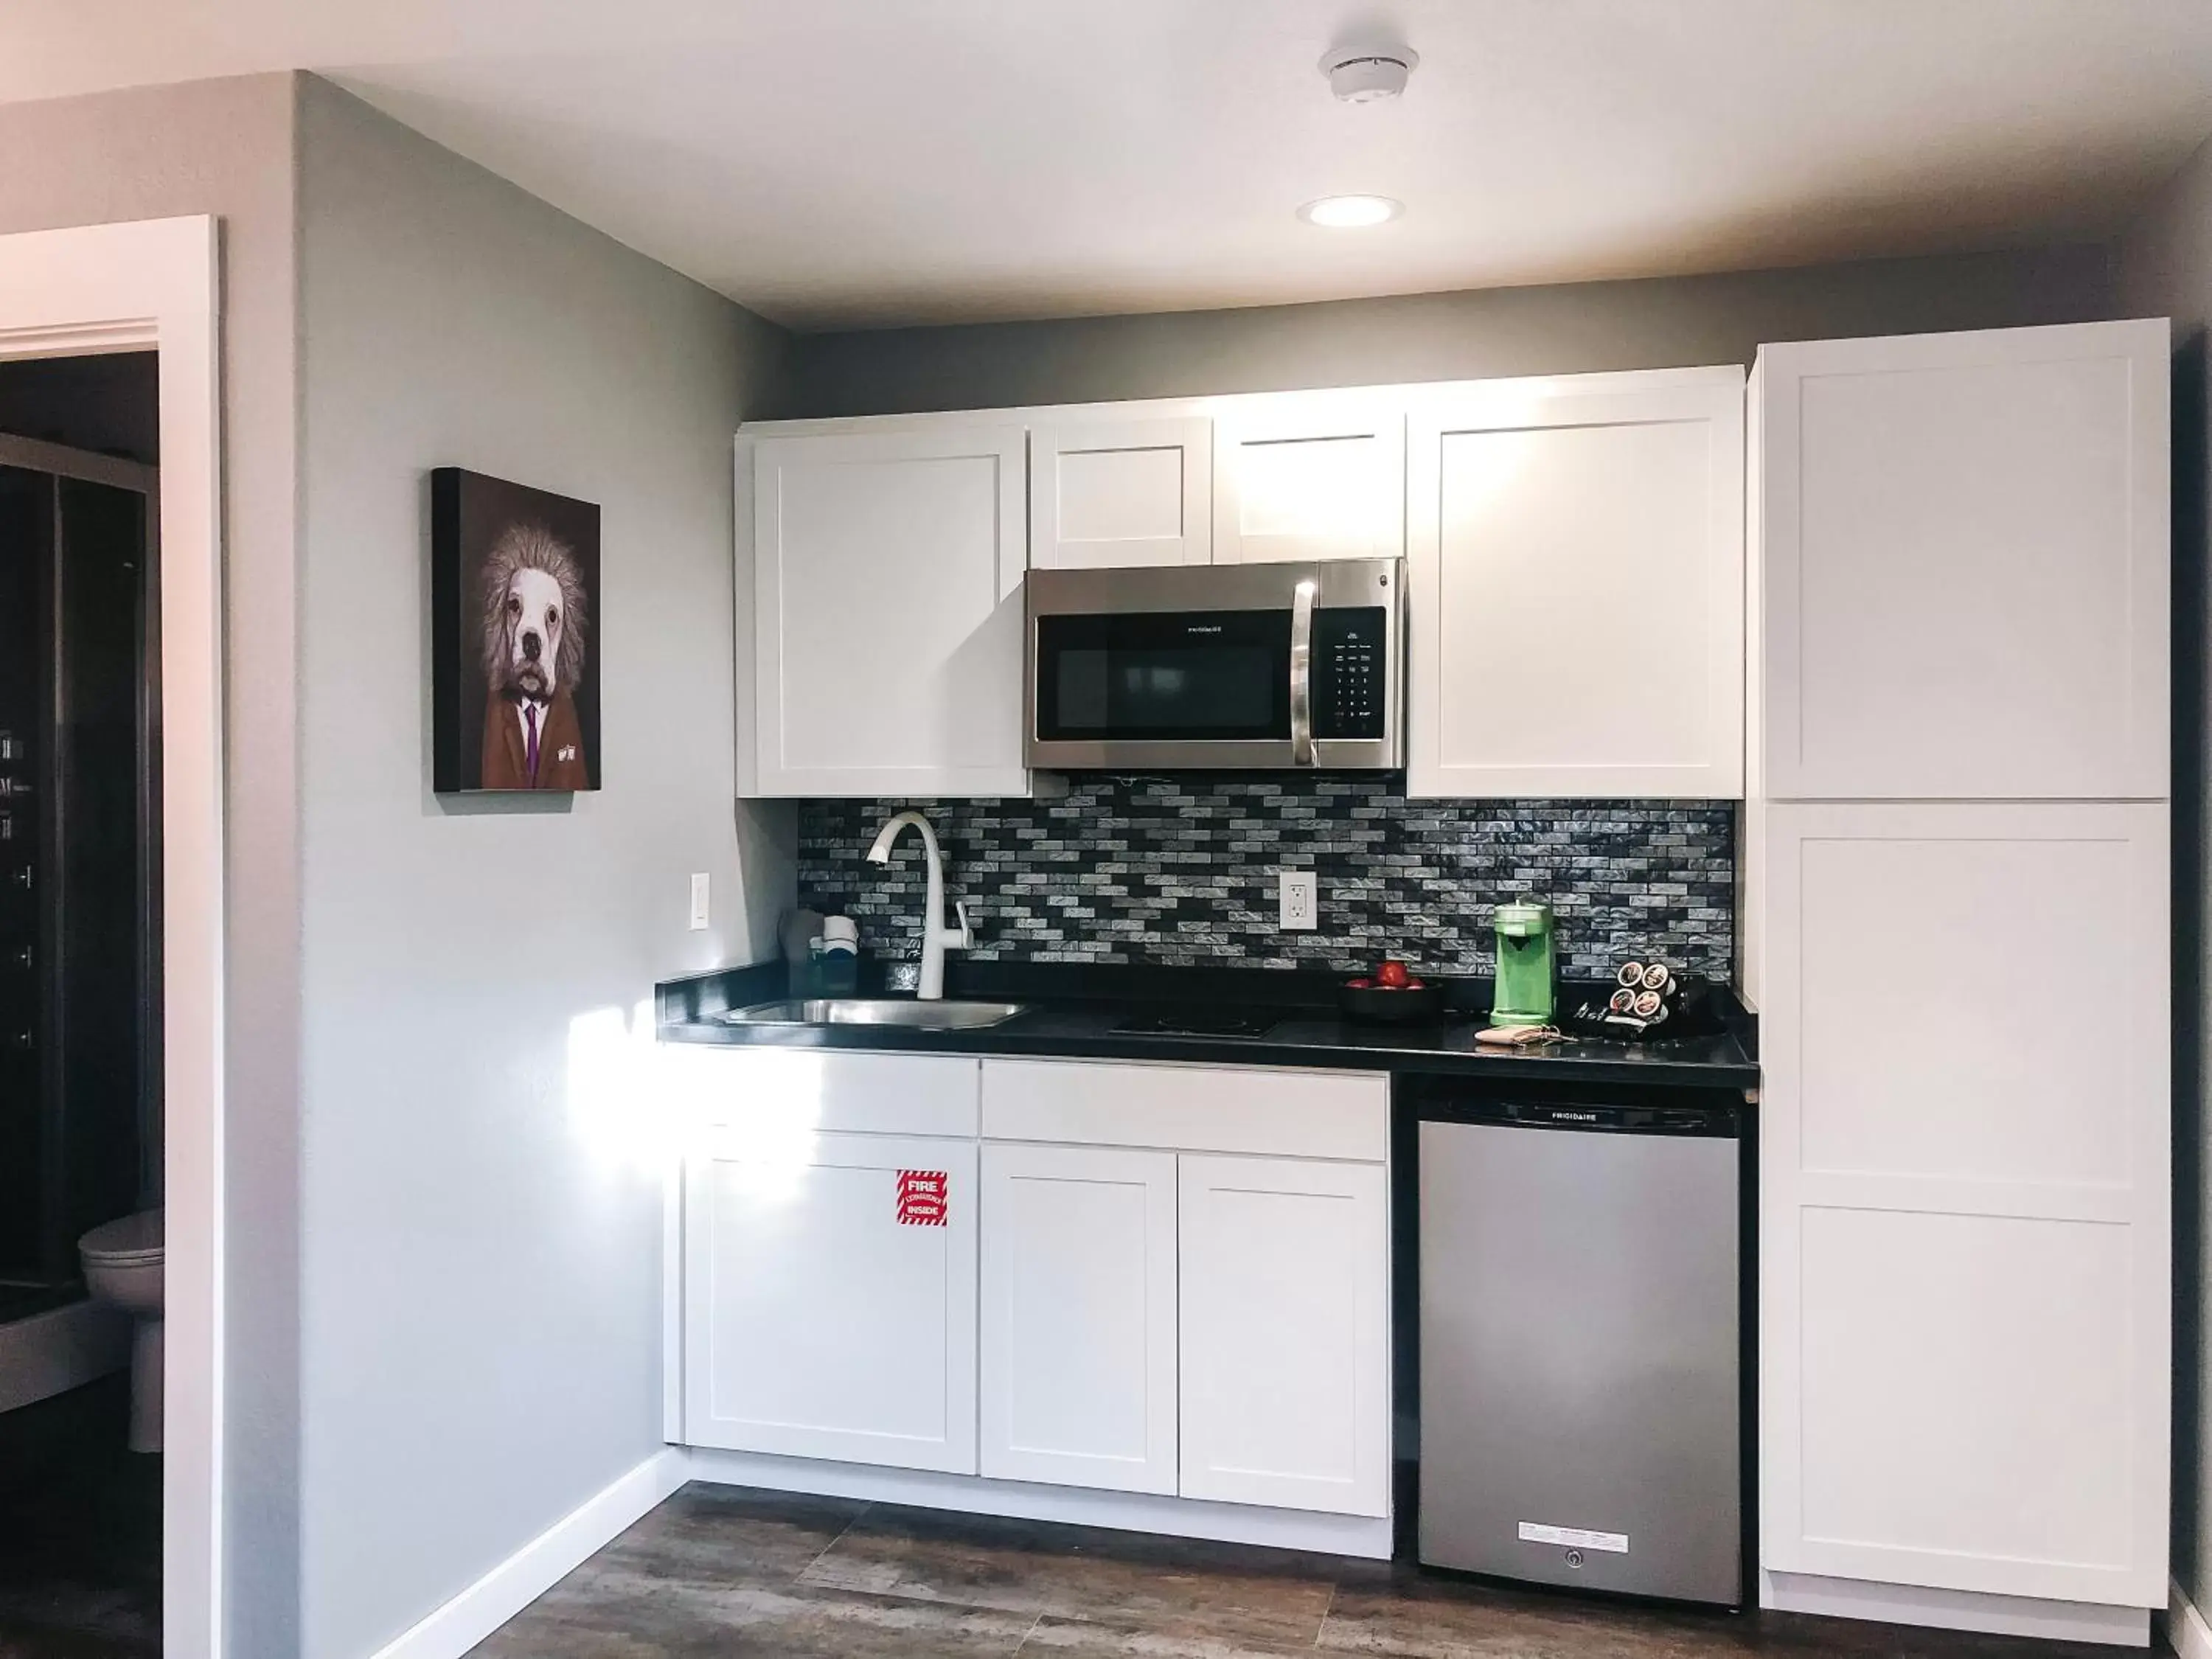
(897, 1169, 950, 1227)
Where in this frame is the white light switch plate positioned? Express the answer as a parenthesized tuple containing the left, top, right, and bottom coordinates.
(688, 872, 710, 931)
(1279, 869, 1317, 931)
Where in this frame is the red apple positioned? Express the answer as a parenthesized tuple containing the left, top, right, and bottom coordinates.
(1347, 976, 1371, 990)
(1375, 960, 1411, 989)
(1405, 977, 1426, 991)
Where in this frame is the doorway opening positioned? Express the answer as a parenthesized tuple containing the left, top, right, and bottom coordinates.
(0, 350, 163, 1656)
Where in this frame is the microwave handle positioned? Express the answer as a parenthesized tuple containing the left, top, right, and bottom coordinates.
(1290, 578, 1317, 767)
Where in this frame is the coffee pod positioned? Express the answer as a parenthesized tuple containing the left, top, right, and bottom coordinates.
(1616, 961, 1644, 988)
(1639, 961, 1671, 992)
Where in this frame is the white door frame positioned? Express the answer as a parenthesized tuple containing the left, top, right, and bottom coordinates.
(0, 216, 224, 1659)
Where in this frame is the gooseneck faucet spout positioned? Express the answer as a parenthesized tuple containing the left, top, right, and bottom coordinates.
(864, 810, 973, 1001)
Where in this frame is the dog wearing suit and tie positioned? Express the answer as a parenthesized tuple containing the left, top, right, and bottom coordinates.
(479, 524, 591, 790)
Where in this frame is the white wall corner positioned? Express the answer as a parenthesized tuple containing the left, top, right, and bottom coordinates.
(2170, 1577, 2212, 1659)
(366, 1449, 688, 1659)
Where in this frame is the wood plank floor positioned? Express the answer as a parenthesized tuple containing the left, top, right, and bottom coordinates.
(469, 1485, 2169, 1658)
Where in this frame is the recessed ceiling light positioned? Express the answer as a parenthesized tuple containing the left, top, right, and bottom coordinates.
(1298, 195, 1404, 229)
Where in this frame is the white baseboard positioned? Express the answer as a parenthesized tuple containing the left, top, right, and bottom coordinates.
(368, 1447, 688, 1659)
(1763, 1571, 2149, 1647)
(2170, 1577, 2212, 1659)
(684, 1446, 1395, 1559)
(0, 1297, 129, 1416)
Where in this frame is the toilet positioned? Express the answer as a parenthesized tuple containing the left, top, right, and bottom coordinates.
(79, 1209, 163, 1453)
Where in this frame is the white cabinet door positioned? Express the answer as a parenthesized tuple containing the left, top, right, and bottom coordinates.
(1757, 801, 2168, 1607)
(979, 1143, 1178, 1493)
(684, 1129, 978, 1473)
(1212, 394, 1405, 564)
(1030, 416, 1210, 568)
(1407, 366, 1745, 799)
(747, 424, 1030, 797)
(1756, 320, 2168, 801)
(1178, 1155, 1389, 1517)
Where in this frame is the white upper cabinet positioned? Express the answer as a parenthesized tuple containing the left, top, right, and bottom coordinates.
(1030, 416, 1211, 568)
(979, 1142, 1179, 1495)
(1212, 394, 1405, 564)
(1407, 367, 1746, 799)
(744, 424, 1031, 798)
(1754, 320, 2169, 801)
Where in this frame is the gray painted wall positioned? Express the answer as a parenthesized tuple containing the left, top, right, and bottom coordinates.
(294, 77, 791, 1658)
(786, 244, 2117, 417)
(2118, 132, 2212, 1616)
(0, 74, 305, 1657)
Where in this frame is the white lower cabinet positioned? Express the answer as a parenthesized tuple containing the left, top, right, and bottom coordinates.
(684, 1127, 978, 1473)
(979, 1143, 1179, 1493)
(1178, 1154, 1391, 1517)
(681, 1057, 1391, 1526)
(1756, 801, 2168, 1607)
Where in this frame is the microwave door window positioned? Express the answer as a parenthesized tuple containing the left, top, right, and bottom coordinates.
(1056, 649, 1273, 730)
(1039, 611, 1289, 742)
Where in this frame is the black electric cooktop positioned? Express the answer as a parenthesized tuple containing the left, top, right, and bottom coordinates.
(1112, 1008, 1288, 1039)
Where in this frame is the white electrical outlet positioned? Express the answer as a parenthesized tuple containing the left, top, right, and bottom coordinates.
(688, 872, 710, 931)
(1279, 869, 1318, 931)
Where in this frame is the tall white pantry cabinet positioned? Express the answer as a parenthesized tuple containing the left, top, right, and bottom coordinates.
(1745, 319, 2171, 1636)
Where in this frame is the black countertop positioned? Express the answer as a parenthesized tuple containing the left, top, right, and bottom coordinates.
(656, 960, 1759, 1092)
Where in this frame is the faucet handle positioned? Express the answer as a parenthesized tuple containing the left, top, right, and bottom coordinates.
(952, 899, 976, 947)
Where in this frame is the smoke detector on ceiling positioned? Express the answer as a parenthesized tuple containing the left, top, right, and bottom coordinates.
(1319, 44, 1418, 103)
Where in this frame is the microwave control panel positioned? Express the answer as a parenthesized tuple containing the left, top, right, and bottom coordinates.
(1312, 607, 1390, 740)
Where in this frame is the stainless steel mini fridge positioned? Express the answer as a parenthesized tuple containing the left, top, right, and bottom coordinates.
(1416, 1095, 1744, 1605)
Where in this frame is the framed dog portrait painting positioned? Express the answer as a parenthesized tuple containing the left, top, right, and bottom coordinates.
(431, 469, 602, 793)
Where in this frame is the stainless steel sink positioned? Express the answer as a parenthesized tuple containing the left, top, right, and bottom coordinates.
(723, 998, 1026, 1032)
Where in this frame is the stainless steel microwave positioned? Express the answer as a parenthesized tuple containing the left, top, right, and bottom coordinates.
(1023, 559, 1405, 771)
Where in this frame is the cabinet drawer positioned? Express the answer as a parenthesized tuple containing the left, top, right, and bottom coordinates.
(981, 1059, 1385, 1161)
(704, 1049, 979, 1138)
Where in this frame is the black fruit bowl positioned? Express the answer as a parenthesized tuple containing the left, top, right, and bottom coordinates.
(1337, 981, 1444, 1025)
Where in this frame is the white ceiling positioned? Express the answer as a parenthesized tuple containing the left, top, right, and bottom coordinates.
(9, 0, 2212, 330)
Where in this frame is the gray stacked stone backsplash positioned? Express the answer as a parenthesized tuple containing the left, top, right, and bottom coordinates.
(796, 777, 1735, 982)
